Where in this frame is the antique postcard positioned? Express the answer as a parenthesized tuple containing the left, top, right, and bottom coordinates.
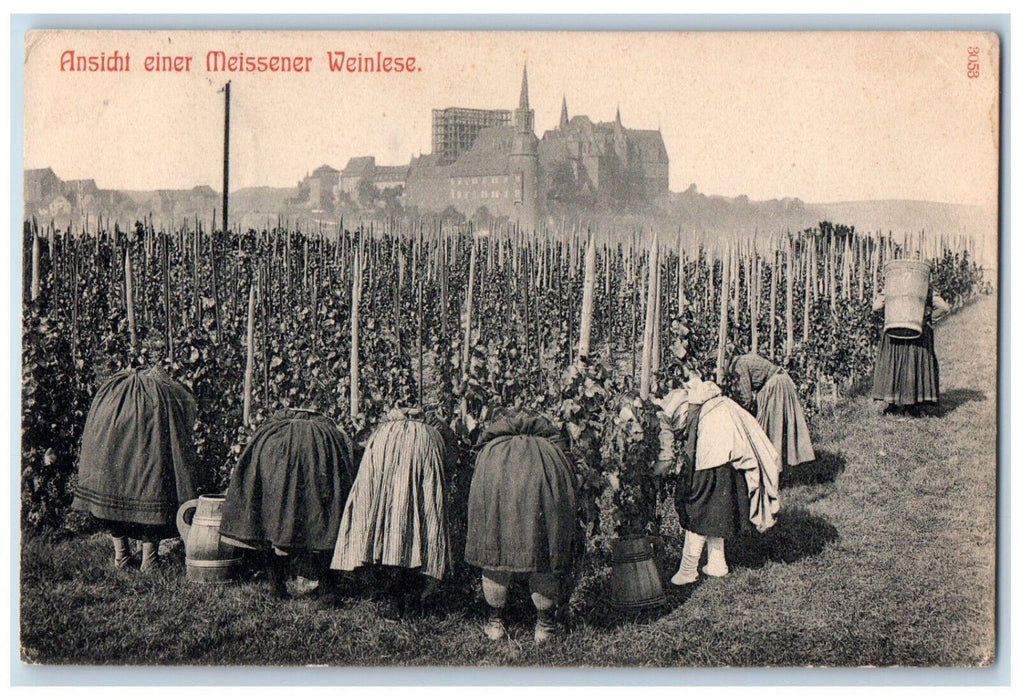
(17, 27, 1001, 673)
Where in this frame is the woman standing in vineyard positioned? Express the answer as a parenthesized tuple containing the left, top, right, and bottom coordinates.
(727, 349, 815, 472)
(331, 408, 454, 618)
(871, 288, 950, 416)
(465, 408, 579, 645)
(73, 366, 208, 572)
(657, 375, 780, 586)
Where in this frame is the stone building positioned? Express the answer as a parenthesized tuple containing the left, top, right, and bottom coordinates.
(402, 66, 668, 228)
(539, 101, 669, 206)
(24, 168, 63, 204)
(339, 157, 376, 195)
(307, 165, 340, 210)
(404, 67, 540, 228)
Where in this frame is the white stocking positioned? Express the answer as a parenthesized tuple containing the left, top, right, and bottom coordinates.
(671, 530, 706, 585)
(704, 536, 729, 577)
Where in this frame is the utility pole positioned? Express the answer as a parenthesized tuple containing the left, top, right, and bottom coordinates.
(222, 81, 231, 233)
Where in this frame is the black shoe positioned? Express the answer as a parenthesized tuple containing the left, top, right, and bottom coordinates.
(113, 552, 140, 570)
(310, 579, 342, 604)
(379, 597, 404, 622)
(267, 565, 290, 600)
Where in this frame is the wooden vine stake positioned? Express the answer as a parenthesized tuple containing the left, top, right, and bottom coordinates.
(651, 244, 662, 375)
(31, 231, 40, 302)
(462, 234, 478, 379)
(163, 233, 174, 364)
(785, 237, 794, 357)
(210, 228, 222, 340)
(577, 232, 596, 359)
(439, 228, 449, 337)
(243, 279, 257, 427)
(48, 225, 57, 302)
(676, 231, 686, 317)
(716, 242, 731, 385)
(630, 250, 640, 382)
(640, 234, 660, 400)
(350, 242, 363, 418)
(193, 224, 201, 327)
(768, 242, 778, 360)
(71, 239, 79, 361)
(417, 277, 424, 408)
(124, 246, 137, 351)
(802, 237, 812, 343)
(750, 243, 760, 355)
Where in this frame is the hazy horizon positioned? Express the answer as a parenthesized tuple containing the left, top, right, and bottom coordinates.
(22, 165, 1000, 213)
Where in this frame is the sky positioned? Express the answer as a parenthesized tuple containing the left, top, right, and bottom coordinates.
(23, 30, 1000, 207)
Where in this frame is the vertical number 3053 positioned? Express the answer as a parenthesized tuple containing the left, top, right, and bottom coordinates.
(967, 46, 980, 79)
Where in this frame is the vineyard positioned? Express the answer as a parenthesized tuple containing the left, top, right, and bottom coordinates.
(21, 216, 987, 542)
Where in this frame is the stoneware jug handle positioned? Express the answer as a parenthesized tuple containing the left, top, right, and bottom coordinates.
(176, 498, 199, 541)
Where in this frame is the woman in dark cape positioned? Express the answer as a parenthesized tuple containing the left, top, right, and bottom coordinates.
(871, 289, 950, 415)
(73, 366, 207, 571)
(220, 408, 354, 598)
(465, 408, 579, 645)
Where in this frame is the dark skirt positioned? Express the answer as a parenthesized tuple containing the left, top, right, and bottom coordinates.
(72, 367, 204, 529)
(466, 415, 578, 574)
(675, 464, 751, 539)
(871, 325, 940, 406)
(757, 371, 816, 470)
(220, 410, 354, 553)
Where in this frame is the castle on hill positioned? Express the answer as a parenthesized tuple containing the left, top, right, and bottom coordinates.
(299, 67, 669, 228)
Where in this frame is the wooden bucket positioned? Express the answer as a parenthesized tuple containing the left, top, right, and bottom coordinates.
(610, 536, 666, 610)
(176, 493, 241, 583)
(884, 260, 931, 340)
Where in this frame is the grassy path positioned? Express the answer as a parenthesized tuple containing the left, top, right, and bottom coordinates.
(19, 295, 998, 667)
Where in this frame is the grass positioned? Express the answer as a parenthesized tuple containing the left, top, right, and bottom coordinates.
(19, 295, 998, 667)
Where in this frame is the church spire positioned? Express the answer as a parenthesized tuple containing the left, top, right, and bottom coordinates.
(615, 104, 622, 125)
(514, 64, 535, 134)
(559, 95, 569, 129)
(519, 64, 530, 111)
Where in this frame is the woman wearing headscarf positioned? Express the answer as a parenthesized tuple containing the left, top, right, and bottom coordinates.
(727, 350, 815, 471)
(871, 288, 950, 415)
(655, 376, 780, 586)
(331, 408, 453, 617)
(73, 366, 208, 572)
(465, 408, 579, 645)
(220, 408, 355, 598)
